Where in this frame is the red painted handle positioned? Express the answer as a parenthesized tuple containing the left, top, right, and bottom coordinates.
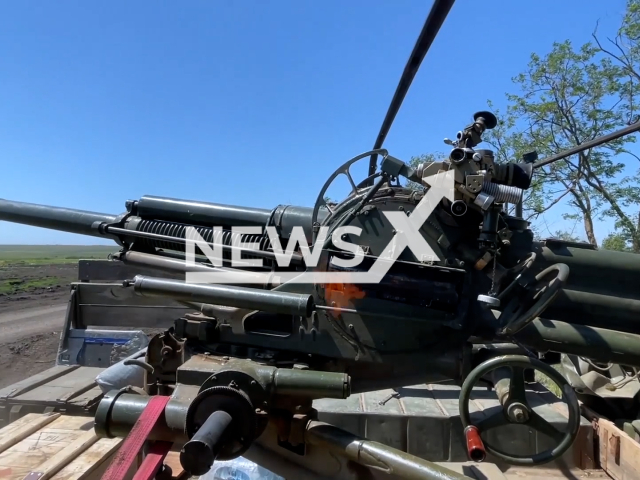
(464, 425, 486, 462)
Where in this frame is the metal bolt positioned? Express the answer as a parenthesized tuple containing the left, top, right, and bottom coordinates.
(508, 405, 529, 423)
(348, 324, 354, 330)
(250, 380, 257, 386)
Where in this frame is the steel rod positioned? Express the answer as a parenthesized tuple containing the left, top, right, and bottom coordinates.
(130, 275, 314, 317)
(121, 250, 277, 288)
(533, 121, 640, 169)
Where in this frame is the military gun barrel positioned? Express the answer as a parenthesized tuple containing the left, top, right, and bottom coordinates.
(135, 195, 273, 228)
(130, 275, 313, 316)
(523, 242, 640, 332)
(517, 319, 640, 367)
(534, 120, 640, 169)
(0, 198, 117, 238)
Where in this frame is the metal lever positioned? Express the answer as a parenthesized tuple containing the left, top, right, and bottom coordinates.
(180, 410, 233, 476)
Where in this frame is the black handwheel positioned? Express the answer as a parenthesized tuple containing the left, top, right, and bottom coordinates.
(497, 263, 569, 336)
(459, 355, 581, 466)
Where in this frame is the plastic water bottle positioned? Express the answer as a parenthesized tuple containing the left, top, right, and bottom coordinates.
(206, 458, 284, 480)
(211, 465, 251, 480)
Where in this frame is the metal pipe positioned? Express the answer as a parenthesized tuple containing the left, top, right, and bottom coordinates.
(516, 319, 640, 367)
(534, 120, 640, 169)
(305, 421, 472, 480)
(0, 198, 117, 238)
(120, 250, 277, 288)
(136, 195, 273, 227)
(180, 410, 233, 476)
(130, 275, 314, 317)
(94, 392, 188, 443)
(544, 289, 640, 332)
(153, 248, 269, 270)
(273, 369, 350, 399)
(515, 201, 523, 218)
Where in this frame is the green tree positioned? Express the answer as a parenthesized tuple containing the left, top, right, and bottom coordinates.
(480, 9, 640, 251)
(409, 1, 640, 253)
(591, 0, 640, 251)
(495, 40, 638, 248)
(602, 232, 633, 251)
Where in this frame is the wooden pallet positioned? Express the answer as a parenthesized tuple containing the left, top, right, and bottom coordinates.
(0, 413, 185, 480)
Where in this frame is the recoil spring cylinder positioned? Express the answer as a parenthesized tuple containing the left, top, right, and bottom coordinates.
(481, 180, 523, 204)
(128, 219, 272, 264)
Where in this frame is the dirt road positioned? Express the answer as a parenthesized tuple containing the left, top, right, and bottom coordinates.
(0, 263, 164, 389)
(0, 303, 66, 343)
(0, 302, 67, 389)
(0, 263, 75, 389)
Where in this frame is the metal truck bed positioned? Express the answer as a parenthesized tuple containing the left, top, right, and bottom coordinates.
(0, 261, 629, 479)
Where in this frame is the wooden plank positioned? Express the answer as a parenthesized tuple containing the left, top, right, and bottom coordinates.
(0, 416, 96, 480)
(0, 414, 139, 480)
(0, 367, 80, 400)
(16, 369, 103, 403)
(597, 417, 640, 480)
(163, 451, 186, 480)
(27, 430, 98, 480)
(0, 414, 52, 441)
(53, 443, 137, 480)
(0, 413, 61, 455)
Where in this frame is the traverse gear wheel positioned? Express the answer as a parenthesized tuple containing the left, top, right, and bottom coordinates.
(183, 385, 257, 461)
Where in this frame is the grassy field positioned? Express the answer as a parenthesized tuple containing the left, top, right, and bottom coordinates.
(0, 245, 117, 266)
(0, 276, 67, 294)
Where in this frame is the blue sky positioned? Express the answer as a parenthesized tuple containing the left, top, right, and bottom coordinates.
(0, 0, 633, 245)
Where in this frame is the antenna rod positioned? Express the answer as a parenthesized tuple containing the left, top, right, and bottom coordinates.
(533, 121, 640, 169)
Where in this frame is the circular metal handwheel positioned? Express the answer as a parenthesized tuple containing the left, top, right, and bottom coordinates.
(459, 355, 581, 466)
(497, 263, 569, 336)
(183, 385, 257, 461)
(310, 149, 389, 244)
